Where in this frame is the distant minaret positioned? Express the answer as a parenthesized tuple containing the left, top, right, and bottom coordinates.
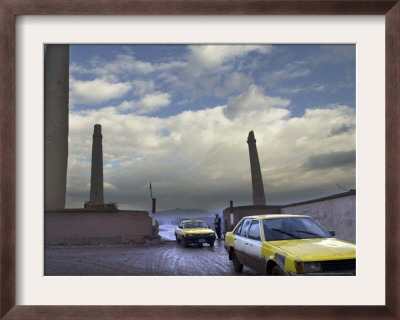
(89, 124, 104, 203)
(44, 45, 69, 211)
(247, 131, 266, 205)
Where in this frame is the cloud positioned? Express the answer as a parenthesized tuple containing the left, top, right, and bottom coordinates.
(223, 85, 291, 120)
(132, 80, 156, 96)
(214, 72, 254, 98)
(275, 87, 303, 95)
(88, 54, 187, 77)
(330, 123, 356, 136)
(274, 64, 310, 79)
(264, 62, 311, 87)
(65, 45, 355, 211)
(70, 62, 90, 74)
(303, 150, 356, 170)
(187, 45, 272, 72)
(140, 93, 170, 108)
(69, 45, 275, 111)
(66, 100, 355, 211)
(275, 83, 329, 95)
(313, 45, 356, 64)
(70, 78, 132, 105)
(117, 92, 171, 115)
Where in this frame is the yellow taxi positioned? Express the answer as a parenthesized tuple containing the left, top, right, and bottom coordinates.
(224, 215, 356, 275)
(175, 219, 216, 247)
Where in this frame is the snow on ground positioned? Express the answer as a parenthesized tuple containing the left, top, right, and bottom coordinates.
(158, 224, 177, 241)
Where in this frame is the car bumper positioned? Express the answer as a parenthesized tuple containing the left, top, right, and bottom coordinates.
(186, 236, 215, 244)
(288, 270, 356, 276)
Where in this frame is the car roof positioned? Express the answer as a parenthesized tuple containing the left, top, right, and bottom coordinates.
(181, 219, 205, 223)
(241, 214, 310, 220)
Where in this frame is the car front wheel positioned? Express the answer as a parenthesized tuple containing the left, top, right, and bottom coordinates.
(271, 265, 285, 276)
(182, 236, 188, 248)
(175, 234, 181, 243)
(232, 250, 243, 273)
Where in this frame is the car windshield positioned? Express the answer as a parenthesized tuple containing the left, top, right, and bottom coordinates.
(184, 221, 208, 228)
(263, 217, 332, 241)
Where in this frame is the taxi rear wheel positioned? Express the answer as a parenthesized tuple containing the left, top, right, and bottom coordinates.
(232, 251, 243, 273)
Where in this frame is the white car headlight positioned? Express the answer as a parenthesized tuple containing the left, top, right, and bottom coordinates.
(303, 262, 322, 273)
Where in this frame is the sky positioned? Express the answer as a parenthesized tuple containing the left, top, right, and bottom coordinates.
(66, 44, 356, 212)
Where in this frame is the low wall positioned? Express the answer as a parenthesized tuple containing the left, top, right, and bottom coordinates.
(281, 192, 356, 243)
(222, 205, 281, 232)
(222, 191, 356, 243)
(45, 209, 159, 244)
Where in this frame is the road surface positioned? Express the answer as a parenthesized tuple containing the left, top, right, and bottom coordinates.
(45, 225, 257, 276)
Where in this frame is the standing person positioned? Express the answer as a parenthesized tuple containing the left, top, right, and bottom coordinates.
(214, 213, 222, 239)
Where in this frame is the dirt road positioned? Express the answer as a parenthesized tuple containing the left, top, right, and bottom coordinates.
(45, 236, 257, 276)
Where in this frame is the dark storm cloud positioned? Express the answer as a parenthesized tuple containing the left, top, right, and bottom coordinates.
(303, 150, 356, 171)
(330, 123, 356, 136)
(106, 180, 253, 212)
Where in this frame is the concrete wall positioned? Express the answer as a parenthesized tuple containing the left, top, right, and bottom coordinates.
(281, 193, 356, 243)
(45, 210, 159, 244)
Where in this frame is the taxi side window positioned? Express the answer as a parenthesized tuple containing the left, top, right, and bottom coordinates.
(239, 220, 251, 237)
(234, 220, 244, 235)
(248, 220, 261, 241)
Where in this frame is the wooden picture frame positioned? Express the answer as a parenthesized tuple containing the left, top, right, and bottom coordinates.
(1, 1, 399, 319)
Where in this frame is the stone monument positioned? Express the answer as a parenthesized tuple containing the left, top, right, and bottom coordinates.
(90, 124, 104, 203)
(44, 45, 69, 211)
(247, 131, 266, 205)
(85, 124, 118, 210)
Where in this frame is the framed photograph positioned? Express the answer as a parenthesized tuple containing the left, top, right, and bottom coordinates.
(1, 1, 399, 319)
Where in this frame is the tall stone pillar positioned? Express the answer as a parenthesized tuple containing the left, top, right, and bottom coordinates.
(44, 45, 69, 211)
(89, 124, 104, 203)
(247, 131, 266, 205)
